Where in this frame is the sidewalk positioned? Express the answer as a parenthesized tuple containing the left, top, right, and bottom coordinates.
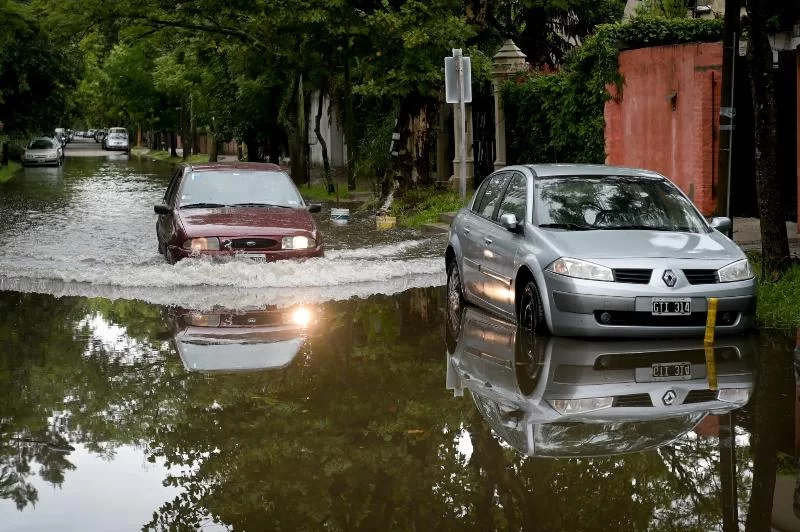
(731, 218, 799, 256)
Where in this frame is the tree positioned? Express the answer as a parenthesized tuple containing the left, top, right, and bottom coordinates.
(743, 0, 794, 274)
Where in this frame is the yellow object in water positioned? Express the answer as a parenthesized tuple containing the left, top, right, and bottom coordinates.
(376, 215, 396, 230)
(704, 297, 718, 391)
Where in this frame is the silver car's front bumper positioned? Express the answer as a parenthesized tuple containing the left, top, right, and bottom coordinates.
(544, 271, 756, 338)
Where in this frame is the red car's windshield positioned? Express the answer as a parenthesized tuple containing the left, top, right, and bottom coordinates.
(179, 171, 304, 209)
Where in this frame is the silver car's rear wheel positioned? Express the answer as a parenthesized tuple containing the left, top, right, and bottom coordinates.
(519, 281, 549, 335)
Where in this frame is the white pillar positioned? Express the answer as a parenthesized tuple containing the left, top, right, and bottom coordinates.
(491, 40, 527, 172)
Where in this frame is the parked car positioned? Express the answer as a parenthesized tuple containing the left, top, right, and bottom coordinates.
(102, 127, 129, 152)
(446, 305, 755, 457)
(154, 162, 324, 264)
(55, 128, 69, 144)
(22, 137, 62, 167)
(94, 129, 106, 143)
(165, 304, 315, 372)
(445, 164, 757, 338)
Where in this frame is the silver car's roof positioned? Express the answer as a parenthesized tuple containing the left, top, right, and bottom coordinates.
(522, 164, 665, 179)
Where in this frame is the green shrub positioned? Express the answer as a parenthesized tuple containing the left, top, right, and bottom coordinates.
(390, 188, 465, 228)
(502, 16, 724, 166)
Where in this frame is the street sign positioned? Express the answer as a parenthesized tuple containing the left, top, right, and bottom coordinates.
(444, 56, 472, 104)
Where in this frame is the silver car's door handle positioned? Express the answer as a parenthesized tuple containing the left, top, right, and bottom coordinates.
(464, 226, 471, 234)
(484, 237, 492, 245)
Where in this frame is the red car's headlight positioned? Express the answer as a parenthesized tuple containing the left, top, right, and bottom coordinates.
(282, 236, 315, 250)
(182, 237, 220, 251)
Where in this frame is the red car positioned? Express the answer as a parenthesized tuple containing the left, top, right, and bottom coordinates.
(155, 163, 323, 263)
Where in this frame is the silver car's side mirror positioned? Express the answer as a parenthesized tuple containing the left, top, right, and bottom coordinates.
(710, 216, 732, 233)
(499, 213, 522, 233)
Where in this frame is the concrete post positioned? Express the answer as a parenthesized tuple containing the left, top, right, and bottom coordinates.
(449, 104, 475, 191)
(492, 40, 528, 171)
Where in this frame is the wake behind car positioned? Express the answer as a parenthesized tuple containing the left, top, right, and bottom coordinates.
(22, 137, 62, 167)
(445, 164, 756, 338)
(155, 162, 324, 264)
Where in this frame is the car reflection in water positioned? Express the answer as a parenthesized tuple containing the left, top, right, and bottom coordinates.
(446, 306, 755, 458)
(165, 305, 314, 372)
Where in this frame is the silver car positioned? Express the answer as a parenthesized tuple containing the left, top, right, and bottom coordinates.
(22, 137, 63, 167)
(445, 165, 757, 338)
(103, 127, 130, 152)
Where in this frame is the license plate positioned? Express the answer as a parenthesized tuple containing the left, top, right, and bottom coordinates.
(651, 362, 692, 380)
(652, 297, 691, 315)
(239, 253, 267, 263)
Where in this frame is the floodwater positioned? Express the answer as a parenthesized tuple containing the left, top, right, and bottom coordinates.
(1, 149, 799, 531)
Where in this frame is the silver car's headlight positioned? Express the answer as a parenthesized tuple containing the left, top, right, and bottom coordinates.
(717, 388, 751, 404)
(717, 259, 754, 282)
(547, 257, 613, 282)
(549, 397, 613, 415)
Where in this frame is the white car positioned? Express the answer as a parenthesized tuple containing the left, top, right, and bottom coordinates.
(22, 137, 63, 167)
(103, 127, 130, 152)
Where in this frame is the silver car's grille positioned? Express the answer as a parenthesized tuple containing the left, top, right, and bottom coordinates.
(683, 269, 719, 285)
(683, 389, 719, 404)
(613, 269, 652, 284)
(612, 393, 653, 407)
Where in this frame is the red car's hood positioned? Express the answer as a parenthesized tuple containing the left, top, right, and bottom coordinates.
(179, 207, 316, 237)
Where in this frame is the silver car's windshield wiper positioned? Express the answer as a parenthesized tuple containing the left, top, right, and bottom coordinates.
(538, 222, 596, 231)
(180, 202, 229, 209)
(231, 202, 292, 208)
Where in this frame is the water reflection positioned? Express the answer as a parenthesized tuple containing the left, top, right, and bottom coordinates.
(164, 305, 314, 372)
(447, 307, 756, 458)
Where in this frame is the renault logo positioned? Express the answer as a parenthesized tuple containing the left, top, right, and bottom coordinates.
(662, 269, 677, 287)
(662, 390, 677, 406)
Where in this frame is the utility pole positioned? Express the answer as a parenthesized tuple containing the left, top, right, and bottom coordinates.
(715, 0, 740, 230)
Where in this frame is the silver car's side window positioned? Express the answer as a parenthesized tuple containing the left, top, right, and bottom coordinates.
(470, 177, 492, 213)
(496, 173, 527, 222)
(474, 173, 510, 219)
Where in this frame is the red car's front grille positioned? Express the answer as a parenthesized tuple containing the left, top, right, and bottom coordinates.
(225, 238, 280, 251)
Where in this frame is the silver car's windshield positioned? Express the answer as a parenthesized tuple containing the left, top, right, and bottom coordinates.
(179, 170, 304, 209)
(28, 139, 54, 149)
(535, 176, 709, 233)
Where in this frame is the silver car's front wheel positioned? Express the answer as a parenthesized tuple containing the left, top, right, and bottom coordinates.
(519, 281, 549, 335)
(447, 261, 464, 314)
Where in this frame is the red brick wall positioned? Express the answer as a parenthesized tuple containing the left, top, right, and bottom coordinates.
(605, 42, 723, 215)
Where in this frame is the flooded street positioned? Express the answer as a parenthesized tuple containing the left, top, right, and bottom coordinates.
(1, 153, 800, 530)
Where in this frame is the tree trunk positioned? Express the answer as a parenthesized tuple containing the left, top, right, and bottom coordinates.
(746, 0, 790, 274)
(245, 137, 259, 162)
(208, 131, 218, 162)
(344, 57, 356, 191)
(314, 87, 334, 194)
(180, 102, 190, 161)
(169, 131, 178, 158)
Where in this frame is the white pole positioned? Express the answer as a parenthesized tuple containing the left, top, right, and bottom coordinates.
(454, 49, 467, 201)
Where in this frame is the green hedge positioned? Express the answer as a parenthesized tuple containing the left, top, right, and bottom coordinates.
(502, 16, 724, 165)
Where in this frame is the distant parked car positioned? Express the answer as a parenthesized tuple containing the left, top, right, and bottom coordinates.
(445, 164, 757, 338)
(22, 137, 62, 167)
(103, 127, 129, 152)
(94, 129, 106, 143)
(154, 162, 324, 264)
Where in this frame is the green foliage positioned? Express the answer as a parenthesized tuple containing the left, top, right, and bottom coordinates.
(502, 15, 724, 165)
(0, 162, 21, 184)
(390, 188, 464, 227)
(0, 0, 81, 135)
(351, 111, 395, 184)
(754, 260, 800, 328)
(635, 0, 690, 19)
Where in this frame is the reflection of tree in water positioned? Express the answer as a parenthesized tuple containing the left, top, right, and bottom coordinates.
(0, 292, 180, 511)
(1, 289, 789, 530)
(537, 177, 699, 229)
